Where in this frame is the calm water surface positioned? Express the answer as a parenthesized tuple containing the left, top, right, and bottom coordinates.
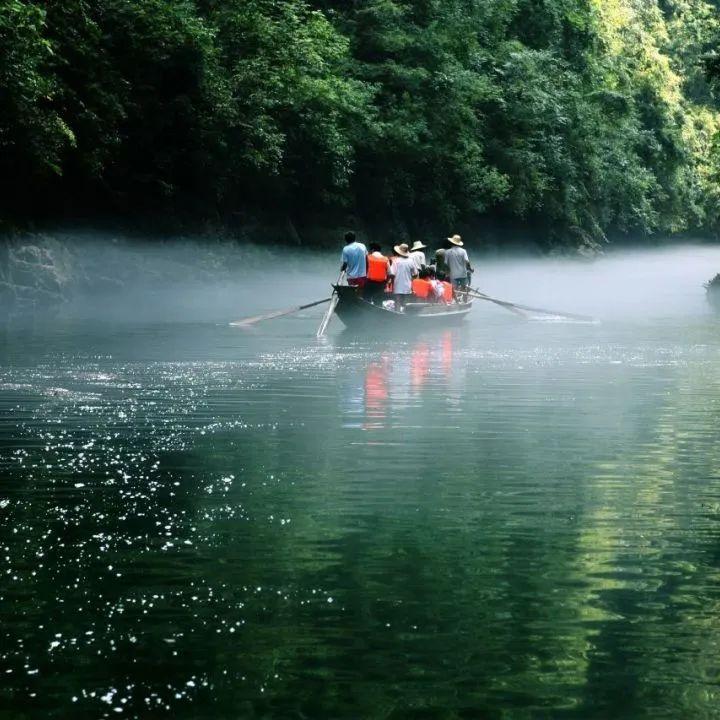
(2, 249, 720, 719)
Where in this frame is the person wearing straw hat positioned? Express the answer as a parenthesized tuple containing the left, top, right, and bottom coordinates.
(409, 240, 427, 273)
(390, 243, 417, 310)
(444, 234, 473, 291)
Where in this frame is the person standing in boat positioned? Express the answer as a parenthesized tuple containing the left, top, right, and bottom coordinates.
(409, 241, 427, 273)
(390, 243, 417, 310)
(341, 231, 367, 288)
(445, 234, 473, 293)
(432, 238, 450, 277)
(365, 243, 391, 304)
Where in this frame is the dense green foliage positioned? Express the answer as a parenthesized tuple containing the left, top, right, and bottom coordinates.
(2, 0, 720, 245)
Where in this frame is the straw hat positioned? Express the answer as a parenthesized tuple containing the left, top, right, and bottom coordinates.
(410, 240, 427, 251)
(393, 243, 410, 258)
(447, 234, 463, 246)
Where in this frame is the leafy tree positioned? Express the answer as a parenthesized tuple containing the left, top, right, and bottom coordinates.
(332, 0, 510, 227)
(42, 0, 233, 216)
(205, 0, 373, 214)
(0, 1, 74, 219)
(2, 0, 720, 245)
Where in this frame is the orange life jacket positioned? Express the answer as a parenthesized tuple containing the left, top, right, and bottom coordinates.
(367, 253, 390, 282)
(442, 281, 453, 303)
(412, 278, 432, 299)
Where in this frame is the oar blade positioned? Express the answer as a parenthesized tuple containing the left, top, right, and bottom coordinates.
(230, 310, 285, 327)
(230, 297, 332, 327)
(316, 294, 340, 337)
(468, 290, 595, 323)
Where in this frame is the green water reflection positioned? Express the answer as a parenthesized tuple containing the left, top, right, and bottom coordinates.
(1, 318, 720, 719)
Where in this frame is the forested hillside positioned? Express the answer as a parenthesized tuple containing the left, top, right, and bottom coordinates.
(2, 0, 720, 247)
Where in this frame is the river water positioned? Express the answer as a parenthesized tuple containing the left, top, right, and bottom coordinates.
(2, 245, 720, 718)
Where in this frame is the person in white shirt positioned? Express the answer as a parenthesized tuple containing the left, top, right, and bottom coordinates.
(409, 241, 427, 272)
(444, 234, 473, 290)
(390, 243, 417, 310)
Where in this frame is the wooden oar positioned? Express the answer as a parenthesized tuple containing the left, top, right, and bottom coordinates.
(316, 272, 345, 337)
(465, 289, 527, 318)
(468, 289, 595, 322)
(231, 297, 331, 327)
(316, 293, 340, 337)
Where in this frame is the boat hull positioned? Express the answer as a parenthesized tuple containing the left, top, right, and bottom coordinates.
(333, 285, 472, 330)
(708, 287, 720, 313)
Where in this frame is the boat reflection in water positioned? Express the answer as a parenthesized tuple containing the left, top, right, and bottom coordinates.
(364, 355, 390, 429)
(341, 331, 463, 430)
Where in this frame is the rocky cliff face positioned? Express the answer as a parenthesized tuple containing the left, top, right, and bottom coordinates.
(0, 234, 215, 319)
(0, 237, 76, 316)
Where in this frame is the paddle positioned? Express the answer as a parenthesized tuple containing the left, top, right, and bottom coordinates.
(468, 288, 595, 322)
(231, 297, 331, 327)
(464, 289, 528, 318)
(316, 271, 345, 337)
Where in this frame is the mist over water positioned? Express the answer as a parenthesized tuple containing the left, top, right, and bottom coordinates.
(482, 244, 720, 321)
(2, 236, 720, 718)
(44, 235, 338, 324)
(39, 237, 720, 325)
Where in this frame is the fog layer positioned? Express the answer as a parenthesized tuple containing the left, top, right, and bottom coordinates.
(24, 235, 720, 324)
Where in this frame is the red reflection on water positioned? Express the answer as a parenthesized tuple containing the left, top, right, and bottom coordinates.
(410, 342, 430, 389)
(364, 356, 390, 428)
(440, 331, 453, 377)
(362, 333, 455, 429)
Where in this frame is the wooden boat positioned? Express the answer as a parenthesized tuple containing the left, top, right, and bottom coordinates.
(333, 285, 472, 330)
(707, 274, 720, 312)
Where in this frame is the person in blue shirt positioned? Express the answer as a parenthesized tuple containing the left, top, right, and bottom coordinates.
(340, 231, 367, 287)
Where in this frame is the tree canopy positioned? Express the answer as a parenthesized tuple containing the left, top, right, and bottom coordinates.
(2, 0, 720, 247)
